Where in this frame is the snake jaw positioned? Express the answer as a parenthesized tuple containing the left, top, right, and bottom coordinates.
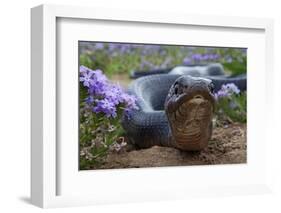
(165, 76, 215, 151)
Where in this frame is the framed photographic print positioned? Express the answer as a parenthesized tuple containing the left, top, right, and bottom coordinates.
(31, 4, 274, 208)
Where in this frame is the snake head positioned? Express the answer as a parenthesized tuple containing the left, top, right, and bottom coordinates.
(164, 75, 215, 151)
(165, 76, 215, 113)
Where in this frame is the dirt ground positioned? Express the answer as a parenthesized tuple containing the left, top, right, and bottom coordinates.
(95, 123, 246, 169)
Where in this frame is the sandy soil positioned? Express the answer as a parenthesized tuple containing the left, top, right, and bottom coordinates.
(110, 73, 132, 88)
(94, 123, 246, 169)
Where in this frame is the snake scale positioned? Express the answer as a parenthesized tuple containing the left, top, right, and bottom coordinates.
(121, 64, 246, 151)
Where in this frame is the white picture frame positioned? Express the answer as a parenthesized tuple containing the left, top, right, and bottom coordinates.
(31, 4, 274, 208)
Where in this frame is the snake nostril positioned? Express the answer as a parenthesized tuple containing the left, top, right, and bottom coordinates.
(174, 87, 178, 95)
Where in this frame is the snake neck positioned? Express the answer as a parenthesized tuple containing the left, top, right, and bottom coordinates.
(166, 96, 214, 151)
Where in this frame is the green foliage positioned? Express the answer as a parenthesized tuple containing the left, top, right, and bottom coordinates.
(79, 43, 247, 77)
(78, 65, 138, 170)
(222, 59, 247, 76)
(219, 48, 247, 75)
(215, 92, 247, 123)
(79, 102, 126, 170)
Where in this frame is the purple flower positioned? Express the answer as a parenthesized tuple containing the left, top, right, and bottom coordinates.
(80, 66, 138, 119)
(209, 53, 220, 60)
(191, 53, 203, 62)
(120, 93, 138, 111)
(85, 96, 94, 104)
(119, 44, 131, 54)
(183, 57, 192, 65)
(93, 99, 117, 118)
(103, 84, 123, 105)
(202, 54, 210, 61)
(222, 83, 240, 95)
(95, 43, 104, 50)
(215, 83, 240, 101)
(92, 69, 107, 83)
(80, 65, 89, 74)
(214, 90, 230, 100)
(106, 43, 136, 56)
(80, 71, 94, 87)
(80, 66, 108, 95)
(187, 53, 220, 65)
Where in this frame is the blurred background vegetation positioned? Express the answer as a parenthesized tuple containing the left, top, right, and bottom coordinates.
(79, 42, 247, 84)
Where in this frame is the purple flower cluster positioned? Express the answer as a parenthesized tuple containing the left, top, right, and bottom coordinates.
(80, 65, 138, 118)
(106, 43, 168, 58)
(183, 53, 220, 65)
(182, 57, 192, 65)
(139, 56, 172, 70)
(81, 42, 172, 59)
(214, 83, 240, 100)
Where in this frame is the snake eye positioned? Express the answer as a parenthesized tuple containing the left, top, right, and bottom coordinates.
(208, 82, 215, 93)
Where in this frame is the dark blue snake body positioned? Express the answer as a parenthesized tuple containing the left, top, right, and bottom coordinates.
(122, 64, 246, 150)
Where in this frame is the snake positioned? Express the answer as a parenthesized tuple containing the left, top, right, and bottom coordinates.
(121, 64, 246, 151)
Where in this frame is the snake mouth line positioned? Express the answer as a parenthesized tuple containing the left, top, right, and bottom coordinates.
(166, 91, 214, 114)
